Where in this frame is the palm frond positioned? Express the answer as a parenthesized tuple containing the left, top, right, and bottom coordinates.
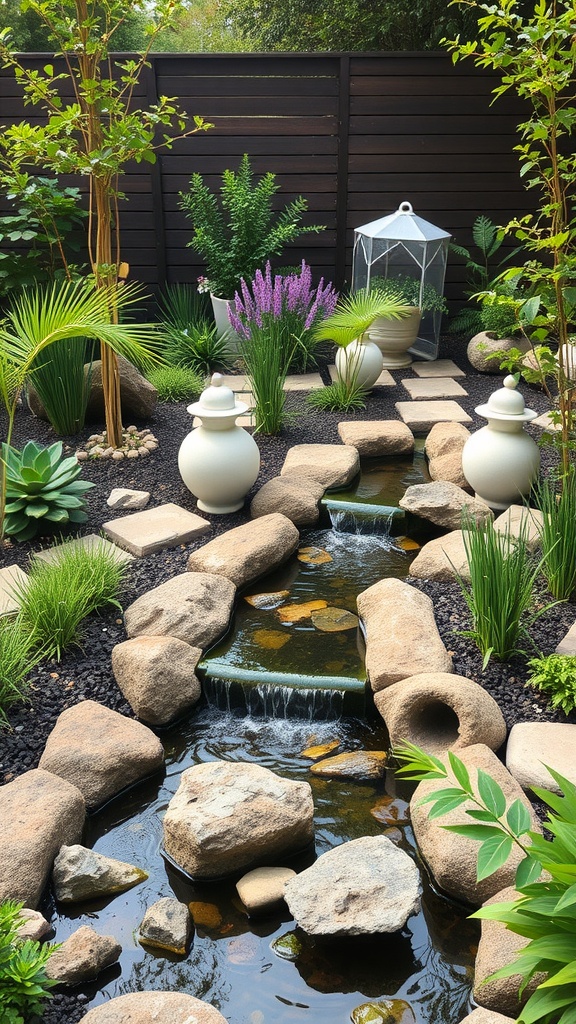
(313, 289, 411, 348)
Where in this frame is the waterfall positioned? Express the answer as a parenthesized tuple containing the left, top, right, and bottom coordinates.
(204, 676, 346, 721)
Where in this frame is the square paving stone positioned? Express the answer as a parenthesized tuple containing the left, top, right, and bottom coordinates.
(533, 411, 561, 432)
(35, 533, 134, 566)
(395, 400, 472, 432)
(103, 503, 211, 557)
(328, 365, 396, 386)
(401, 377, 468, 400)
(0, 565, 29, 617)
(556, 621, 576, 655)
(283, 373, 325, 391)
(411, 359, 466, 378)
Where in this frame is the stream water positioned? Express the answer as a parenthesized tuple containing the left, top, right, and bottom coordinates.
(46, 454, 478, 1022)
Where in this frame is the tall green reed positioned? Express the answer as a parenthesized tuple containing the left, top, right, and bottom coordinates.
(534, 472, 576, 600)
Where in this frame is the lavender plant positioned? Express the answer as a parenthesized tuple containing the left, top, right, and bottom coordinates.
(228, 261, 338, 372)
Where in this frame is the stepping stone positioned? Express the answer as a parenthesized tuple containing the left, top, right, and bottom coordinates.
(337, 420, 414, 456)
(35, 533, 133, 566)
(106, 488, 150, 510)
(328, 364, 395, 387)
(556, 619, 576, 655)
(533, 410, 561, 432)
(411, 359, 466, 378)
(0, 565, 28, 617)
(283, 373, 324, 390)
(395, 400, 472, 432)
(103, 502, 211, 557)
(506, 722, 576, 794)
(401, 377, 468, 400)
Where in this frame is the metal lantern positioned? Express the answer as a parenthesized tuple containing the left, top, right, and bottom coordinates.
(352, 201, 451, 360)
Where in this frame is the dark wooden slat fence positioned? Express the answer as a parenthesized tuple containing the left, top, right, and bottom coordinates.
(0, 51, 533, 300)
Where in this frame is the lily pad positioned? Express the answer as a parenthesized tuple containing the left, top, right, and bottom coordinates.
(301, 739, 341, 761)
(351, 999, 416, 1024)
(276, 599, 328, 623)
(395, 536, 420, 551)
(253, 628, 291, 650)
(244, 590, 289, 610)
(297, 546, 333, 564)
(310, 606, 359, 632)
(271, 930, 303, 961)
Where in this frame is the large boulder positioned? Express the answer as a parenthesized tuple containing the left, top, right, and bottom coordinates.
(52, 844, 148, 903)
(46, 926, 121, 985)
(111, 635, 202, 726)
(337, 420, 414, 457)
(283, 836, 421, 936)
(28, 355, 158, 423)
(374, 672, 506, 756)
(0, 769, 85, 908)
(467, 332, 530, 374)
(124, 572, 236, 650)
(38, 701, 164, 810)
(163, 760, 314, 879)
(506, 722, 576, 794)
(186, 513, 300, 587)
(280, 443, 360, 488)
(410, 744, 539, 905)
(78, 993, 229, 1024)
(399, 480, 493, 530)
(474, 887, 543, 1016)
(459, 1011, 516, 1024)
(250, 476, 324, 527)
(357, 578, 452, 692)
(425, 421, 471, 491)
(409, 530, 470, 582)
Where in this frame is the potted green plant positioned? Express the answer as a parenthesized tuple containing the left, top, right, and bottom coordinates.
(369, 275, 448, 368)
(179, 154, 325, 341)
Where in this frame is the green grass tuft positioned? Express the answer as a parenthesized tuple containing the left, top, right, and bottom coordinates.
(147, 364, 205, 402)
(307, 378, 367, 412)
(0, 618, 43, 726)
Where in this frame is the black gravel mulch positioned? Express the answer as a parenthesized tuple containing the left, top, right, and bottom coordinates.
(1, 336, 575, 1024)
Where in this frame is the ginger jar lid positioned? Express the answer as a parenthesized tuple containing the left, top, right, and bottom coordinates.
(187, 373, 248, 418)
(475, 375, 537, 423)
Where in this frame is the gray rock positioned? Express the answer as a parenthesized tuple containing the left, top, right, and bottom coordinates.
(86, 355, 158, 421)
(250, 476, 323, 526)
(138, 897, 192, 954)
(467, 332, 530, 374)
(111, 635, 202, 726)
(425, 421, 471, 461)
(493, 504, 543, 552)
(409, 529, 470, 582)
(337, 420, 414, 457)
(410, 745, 539, 905)
(39, 701, 164, 810)
(506, 722, 576, 794)
(374, 672, 506, 755)
(357, 577, 452, 691)
(53, 844, 148, 903)
(15, 908, 51, 941)
(399, 480, 493, 529)
(0, 769, 85, 908)
(186, 514, 300, 588)
(124, 572, 236, 650)
(236, 867, 296, 916)
(78, 992, 229, 1024)
(474, 887, 543, 1016)
(280, 443, 360, 488)
(284, 836, 421, 935)
(163, 760, 314, 879)
(46, 926, 121, 985)
(106, 487, 150, 510)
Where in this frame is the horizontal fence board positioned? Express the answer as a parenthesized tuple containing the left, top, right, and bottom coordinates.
(349, 134, 521, 155)
(163, 173, 339, 194)
(349, 94, 520, 116)
(348, 154, 519, 173)
(349, 114, 521, 134)
(350, 75, 497, 96)
(157, 75, 340, 97)
(162, 191, 338, 212)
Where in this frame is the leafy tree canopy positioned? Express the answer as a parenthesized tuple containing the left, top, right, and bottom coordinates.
(0, 0, 149, 51)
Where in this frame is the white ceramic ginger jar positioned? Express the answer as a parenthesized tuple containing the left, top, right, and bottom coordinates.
(178, 373, 260, 514)
(461, 375, 540, 510)
(335, 337, 384, 389)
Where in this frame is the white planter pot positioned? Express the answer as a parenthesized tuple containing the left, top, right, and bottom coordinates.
(462, 424, 540, 510)
(366, 307, 421, 369)
(210, 293, 244, 353)
(335, 338, 384, 390)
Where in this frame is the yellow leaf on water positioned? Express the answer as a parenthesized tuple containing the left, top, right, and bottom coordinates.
(396, 536, 420, 551)
(276, 599, 328, 623)
(253, 628, 291, 650)
(297, 546, 333, 564)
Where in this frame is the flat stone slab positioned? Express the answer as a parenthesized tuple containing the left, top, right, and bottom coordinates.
(0, 565, 28, 617)
(401, 377, 468, 400)
(328, 364, 395, 387)
(533, 411, 561, 432)
(281, 443, 360, 489)
(493, 505, 543, 551)
(103, 502, 211, 557)
(337, 420, 414, 457)
(395, 400, 472, 431)
(106, 488, 150, 510)
(283, 373, 324, 390)
(411, 359, 466, 378)
(35, 533, 133, 566)
(556, 620, 576, 655)
(506, 722, 576, 794)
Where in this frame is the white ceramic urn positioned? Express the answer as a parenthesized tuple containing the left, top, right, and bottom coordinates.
(178, 373, 260, 514)
(335, 337, 384, 389)
(461, 375, 540, 510)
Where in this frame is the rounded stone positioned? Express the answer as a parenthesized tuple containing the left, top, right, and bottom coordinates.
(467, 332, 530, 373)
(78, 992, 228, 1023)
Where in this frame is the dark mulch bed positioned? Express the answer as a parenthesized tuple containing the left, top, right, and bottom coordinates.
(1, 336, 574, 1023)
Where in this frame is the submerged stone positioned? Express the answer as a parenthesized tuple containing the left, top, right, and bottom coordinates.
(297, 546, 333, 564)
(310, 750, 387, 780)
(244, 590, 289, 610)
(301, 740, 341, 761)
(351, 1000, 416, 1024)
(253, 629, 291, 650)
(311, 607, 359, 632)
(276, 600, 328, 623)
(271, 930, 303, 960)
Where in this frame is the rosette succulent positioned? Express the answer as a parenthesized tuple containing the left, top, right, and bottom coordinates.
(2, 441, 94, 542)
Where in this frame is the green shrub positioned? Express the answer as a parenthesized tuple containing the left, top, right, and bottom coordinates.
(241, 319, 289, 435)
(0, 899, 58, 1024)
(2, 441, 94, 542)
(0, 618, 43, 727)
(157, 284, 233, 373)
(526, 654, 576, 715)
(394, 742, 576, 1024)
(307, 378, 367, 412)
(15, 542, 129, 661)
(147, 364, 205, 402)
(535, 473, 576, 601)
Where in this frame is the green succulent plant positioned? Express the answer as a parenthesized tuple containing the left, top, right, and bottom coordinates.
(2, 440, 94, 542)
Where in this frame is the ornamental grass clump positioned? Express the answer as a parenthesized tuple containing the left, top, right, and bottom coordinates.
(147, 364, 205, 402)
(157, 283, 232, 373)
(534, 473, 576, 601)
(0, 618, 43, 727)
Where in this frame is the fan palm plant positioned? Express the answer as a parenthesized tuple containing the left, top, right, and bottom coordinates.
(0, 277, 162, 540)
(312, 288, 411, 349)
